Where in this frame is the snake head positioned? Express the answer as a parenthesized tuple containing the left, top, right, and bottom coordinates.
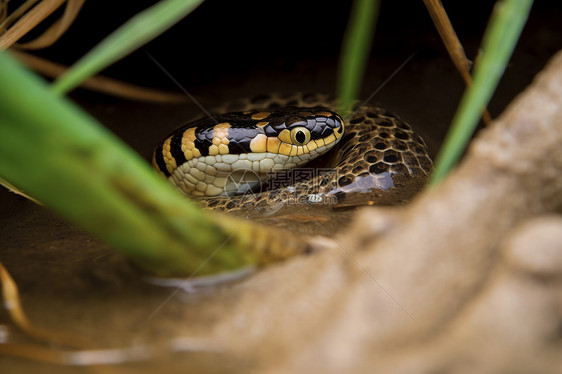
(258, 108, 346, 168)
(152, 107, 346, 197)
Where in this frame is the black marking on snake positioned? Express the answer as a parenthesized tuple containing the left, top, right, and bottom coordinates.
(227, 126, 262, 154)
(383, 152, 399, 163)
(340, 133, 355, 145)
(338, 175, 353, 187)
(394, 129, 410, 140)
(394, 141, 408, 151)
(171, 109, 338, 159)
(193, 126, 211, 157)
(154, 143, 170, 177)
(286, 117, 305, 127)
(359, 134, 371, 142)
(170, 132, 187, 166)
(256, 111, 341, 142)
(369, 162, 389, 174)
(377, 118, 395, 127)
(350, 116, 364, 124)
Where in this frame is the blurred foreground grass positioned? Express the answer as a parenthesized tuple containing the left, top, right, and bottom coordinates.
(0, 51, 306, 276)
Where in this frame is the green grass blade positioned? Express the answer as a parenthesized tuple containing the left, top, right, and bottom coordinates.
(51, 0, 204, 95)
(429, 0, 534, 185)
(337, 0, 381, 117)
(0, 52, 305, 276)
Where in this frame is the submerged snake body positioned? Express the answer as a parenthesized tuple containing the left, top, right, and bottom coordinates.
(153, 93, 433, 214)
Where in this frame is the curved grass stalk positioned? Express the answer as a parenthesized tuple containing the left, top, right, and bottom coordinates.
(0, 0, 65, 49)
(13, 50, 185, 102)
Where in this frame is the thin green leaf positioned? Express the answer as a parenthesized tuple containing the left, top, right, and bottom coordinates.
(429, 0, 534, 185)
(51, 0, 204, 95)
(337, 0, 381, 117)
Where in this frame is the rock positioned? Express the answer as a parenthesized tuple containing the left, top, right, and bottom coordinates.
(211, 50, 562, 373)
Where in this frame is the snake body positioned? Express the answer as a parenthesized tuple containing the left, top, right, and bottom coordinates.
(153, 93, 433, 215)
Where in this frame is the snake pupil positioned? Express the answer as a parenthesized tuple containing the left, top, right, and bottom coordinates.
(295, 130, 306, 144)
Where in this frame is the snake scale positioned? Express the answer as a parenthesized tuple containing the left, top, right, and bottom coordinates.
(153, 93, 433, 217)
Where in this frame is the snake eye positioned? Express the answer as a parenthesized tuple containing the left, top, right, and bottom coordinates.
(290, 127, 311, 146)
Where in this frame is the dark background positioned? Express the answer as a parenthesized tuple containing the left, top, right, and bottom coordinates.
(16, 1, 559, 88)
(7, 0, 562, 155)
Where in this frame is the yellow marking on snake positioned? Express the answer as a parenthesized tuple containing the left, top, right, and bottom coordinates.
(256, 121, 269, 128)
(212, 123, 230, 144)
(323, 133, 336, 146)
(307, 139, 319, 152)
(219, 143, 229, 154)
(289, 146, 299, 157)
(181, 128, 200, 160)
(250, 133, 267, 153)
(266, 137, 281, 153)
(278, 142, 292, 156)
(277, 129, 291, 144)
(251, 112, 271, 120)
(162, 137, 177, 174)
(210, 123, 231, 156)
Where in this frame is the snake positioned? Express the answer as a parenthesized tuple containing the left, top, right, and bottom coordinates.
(152, 93, 433, 216)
